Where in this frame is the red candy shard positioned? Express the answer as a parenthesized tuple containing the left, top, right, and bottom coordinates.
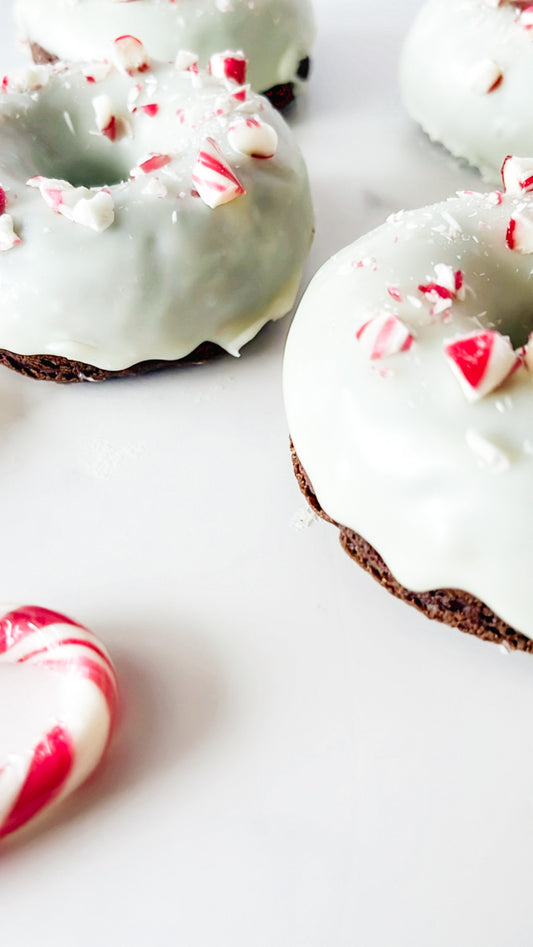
(138, 153, 171, 174)
(445, 333, 493, 390)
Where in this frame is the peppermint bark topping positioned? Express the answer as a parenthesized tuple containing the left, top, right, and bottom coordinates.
(27, 177, 115, 232)
(192, 138, 245, 208)
(444, 331, 520, 401)
(356, 313, 414, 360)
(228, 118, 278, 158)
(501, 155, 533, 194)
(112, 35, 150, 75)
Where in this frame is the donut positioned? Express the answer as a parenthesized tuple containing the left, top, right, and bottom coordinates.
(14, 0, 316, 109)
(0, 605, 118, 840)
(283, 159, 533, 651)
(400, 0, 533, 182)
(0, 50, 313, 382)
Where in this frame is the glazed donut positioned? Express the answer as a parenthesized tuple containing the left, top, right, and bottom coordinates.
(14, 0, 316, 108)
(400, 0, 533, 182)
(0, 605, 118, 840)
(0, 49, 313, 382)
(284, 158, 533, 651)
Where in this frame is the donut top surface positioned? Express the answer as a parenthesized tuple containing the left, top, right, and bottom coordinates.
(14, 0, 316, 95)
(284, 174, 533, 638)
(400, 0, 533, 182)
(0, 51, 313, 370)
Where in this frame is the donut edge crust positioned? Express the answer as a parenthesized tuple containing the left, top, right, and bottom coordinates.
(0, 341, 225, 383)
(290, 440, 533, 654)
(29, 42, 311, 110)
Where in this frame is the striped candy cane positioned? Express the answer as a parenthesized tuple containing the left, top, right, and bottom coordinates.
(0, 605, 118, 840)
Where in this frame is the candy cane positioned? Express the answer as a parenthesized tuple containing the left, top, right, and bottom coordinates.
(0, 605, 118, 840)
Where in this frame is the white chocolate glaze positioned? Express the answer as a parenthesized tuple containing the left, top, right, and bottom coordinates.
(14, 0, 315, 96)
(400, 0, 533, 182)
(0, 56, 313, 371)
(283, 187, 533, 638)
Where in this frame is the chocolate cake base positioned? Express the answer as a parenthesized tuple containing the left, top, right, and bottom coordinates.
(29, 42, 311, 110)
(0, 341, 225, 383)
(290, 441, 533, 653)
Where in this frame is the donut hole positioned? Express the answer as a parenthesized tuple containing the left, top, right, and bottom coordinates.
(25, 99, 130, 189)
(470, 265, 533, 349)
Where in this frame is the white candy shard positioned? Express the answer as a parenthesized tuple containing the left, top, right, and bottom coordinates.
(356, 312, 414, 360)
(0, 214, 21, 251)
(519, 6, 533, 29)
(192, 138, 245, 208)
(466, 429, 510, 472)
(71, 191, 115, 232)
(27, 177, 115, 232)
(2, 65, 50, 93)
(444, 330, 520, 401)
(112, 35, 150, 74)
(82, 63, 112, 84)
(469, 59, 503, 94)
(93, 94, 117, 140)
(501, 155, 533, 194)
(228, 117, 278, 158)
(506, 208, 533, 253)
(175, 50, 199, 73)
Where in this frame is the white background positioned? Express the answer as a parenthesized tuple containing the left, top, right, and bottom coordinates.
(1, 2, 532, 945)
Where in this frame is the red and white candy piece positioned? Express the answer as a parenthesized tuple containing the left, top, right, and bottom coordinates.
(0, 605, 118, 840)
(522, 331, 533, 371)
(519, 6, 533, 29)
(444, 330, 520, 401)
(356, 312, 414, 360)
(228, 118, 278, 159)
(175, 50, 199, 73)
(506, 207, 533, 252)
(27, 177, 115, 232)
(419, 264, 465, 314)
(501, 155, 533, 194)
(468, 59, 503, 94)
(192, 138, 245, 208)
(112, 35, 150, 75)
(0, 214, 21, 251)
(208, 51, 247, 87)
(93, 94, 118, 141)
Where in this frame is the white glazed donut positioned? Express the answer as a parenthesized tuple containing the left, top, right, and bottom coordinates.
(14, 0, 316, 106)
(0, 605, 118, 840)
(0, 50, 313, 381)
(284, 159, 533, 648)
(400, 0, 533, 182)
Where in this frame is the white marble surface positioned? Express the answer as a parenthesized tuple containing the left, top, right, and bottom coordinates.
(1, 2, 532, 945)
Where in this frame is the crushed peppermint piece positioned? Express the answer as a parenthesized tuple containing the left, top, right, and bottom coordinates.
(519, 6, 533, 28)
(142, 178, 168, 198)
(419, 264, 465, 314)
(112, 35, 150, 74)
(356, 312, 414, 360)
(387, 286, 403, 302)
(522, 332, 533, 371)
(466, 429, 510, 472)
(506, 208, 533, 252)
(444, 331, 520, 402)
(209, 51, 247, 86)
(2, 65, 50, 93)
(93, 94, 118, 140)
(175, 50, 199, 73)
(469, 59, 503, 94)
(139, 103, 159, 117)
(0, 187, 7, 216)
(27, 177, 114, 231)
(133, 153, 172, 175)
(0, 214, 21, 251)
(227, 117, 277, 158)
(71, 191, 115, 232)
(192, 138, 245, 208)
(82, 63, 112, 84)
(501, 155, 533, 194)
